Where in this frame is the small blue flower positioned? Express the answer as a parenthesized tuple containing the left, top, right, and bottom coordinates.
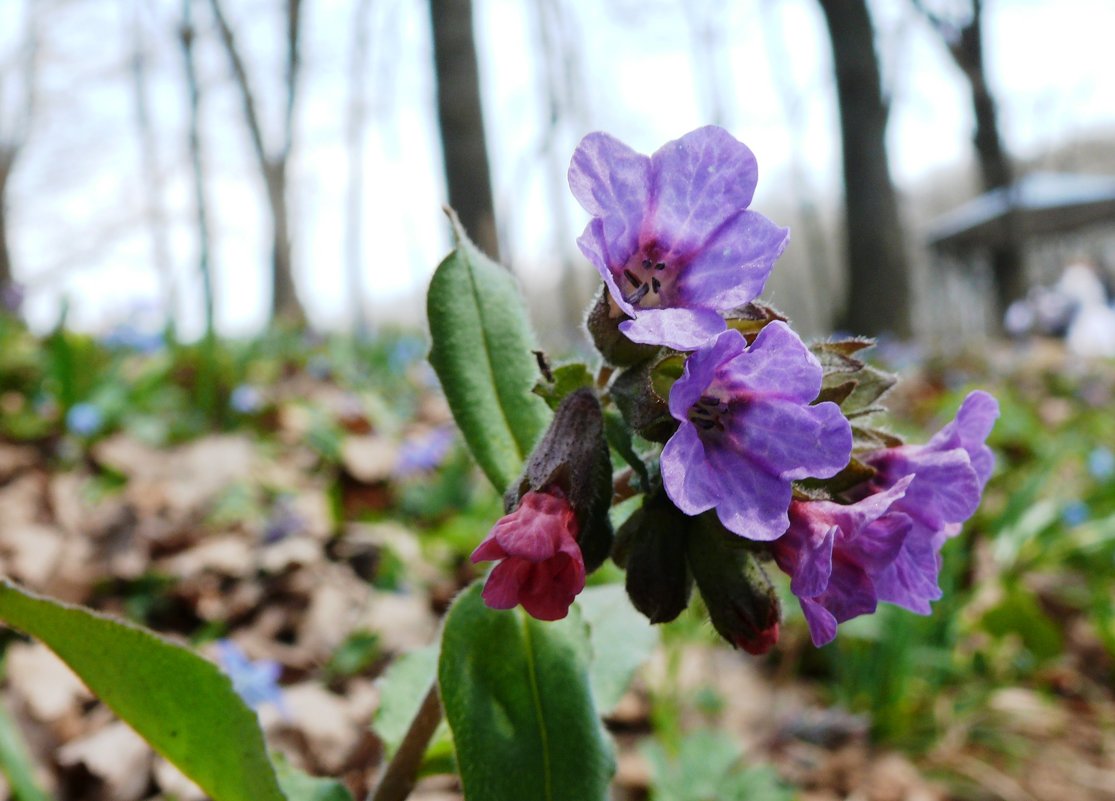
(1062, 501, 1089, 528)
(262, 498, 304, 544)
(1088, 447, 1114, 481)
(101, 323, 164, 354)
(396, 426, 455, 478)
(230, 385, 264, 414)
(66, 403, 103, 436)
(215, 640, 285, 713)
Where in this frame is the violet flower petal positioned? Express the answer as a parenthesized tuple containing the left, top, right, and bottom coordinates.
(646, 126, 759, 258)
(677, 210, 789, 311)
(568, 132, 650, 268)
(619, 306, 727, 350)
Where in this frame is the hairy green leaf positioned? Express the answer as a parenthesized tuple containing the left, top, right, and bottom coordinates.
(427, 212, 551, 491)
(575, 585, 659, 713)
(439, 583, 614, 801)
(0, 580, 286, 801)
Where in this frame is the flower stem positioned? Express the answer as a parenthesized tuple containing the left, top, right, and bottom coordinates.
(367, 682, 443, 801)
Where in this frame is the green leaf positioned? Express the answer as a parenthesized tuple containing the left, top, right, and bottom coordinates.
(372, 645, 439, 756)
(533, 363, 594, 411)
(371, 646, 456, 776)
(0, 580, 286, 801)
(0, 674, 51, 801)
(575, 585, 659, 714)
(427, 213, 552, 491)
(644, 730, 793, 801)
(439, 583, 614, 801)
(273, 756, 354, 801)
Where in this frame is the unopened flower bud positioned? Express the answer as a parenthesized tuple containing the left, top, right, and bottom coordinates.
(618, 488, 693, 624)
(505, 388, 613, 572)
(610, 355, 682, 444)
(586, 288, 661, 367)
(686, 513, 781, 655)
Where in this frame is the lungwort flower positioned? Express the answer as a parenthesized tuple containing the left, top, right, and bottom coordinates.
(661, 323, 852, 540)
(470, 489, 586, 621)
(856, 390, 999, 614)
(569, 126, 789, 350)
(773, 477, 914, 646)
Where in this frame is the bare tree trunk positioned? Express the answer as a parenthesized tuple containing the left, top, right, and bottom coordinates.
(819, 0, 912, 337)
(0, 150, 12, 293)
(346, 0, 373, 335)
(208, 0, 306, 323)
(428, 0, 500, 261)
(178, 0, 215, 338)
(128, 0, 176, 329)
(913, 0, 1022, 321)
(0, 0, 39, 305)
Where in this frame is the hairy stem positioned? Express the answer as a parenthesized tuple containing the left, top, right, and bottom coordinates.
(368, 683, 443, 801)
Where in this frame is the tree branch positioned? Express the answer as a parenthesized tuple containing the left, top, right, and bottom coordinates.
(206, 0, 270, 169)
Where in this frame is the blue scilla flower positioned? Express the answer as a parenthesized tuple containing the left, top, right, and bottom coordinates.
(1062, 501, 1089, 528)
(215, 640, 285, 713)
(101, 323, 164, 354)
(230, 385, 264, 414)
(66, 403, 103, 436)
(1088, 447, 1114, 481)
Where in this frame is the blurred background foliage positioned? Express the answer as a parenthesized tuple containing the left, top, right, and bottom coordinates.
(1, 0, 1114, 798)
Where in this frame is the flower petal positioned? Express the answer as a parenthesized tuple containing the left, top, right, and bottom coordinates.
(706, 443, 793, 540)
(646, 127, 759, 259)
(569, 132, 651, 269)
(667, 329, 747, 419)
(677, 210, 789, 311)
(481, 559, 530, 609)
(789, 523, 835, 598)
(727, 397, 851, 482)
(721, 321, 822, 404)
(661, 422, 722, 517)
(619, 306, 727, 351)
(800, 597, 838, 647)
(577, 220, 637, 318)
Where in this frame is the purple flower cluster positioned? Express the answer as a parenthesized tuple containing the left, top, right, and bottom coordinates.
(473, 125, 997, 648)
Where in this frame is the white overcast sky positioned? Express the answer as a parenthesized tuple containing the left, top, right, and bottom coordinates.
(2, 0, 1114, 336)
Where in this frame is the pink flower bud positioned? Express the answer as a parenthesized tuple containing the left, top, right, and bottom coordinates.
(470, 489, 586, 621)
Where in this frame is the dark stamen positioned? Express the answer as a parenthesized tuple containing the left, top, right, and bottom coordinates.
(642, 258, 652, 269)
(693, 417, 718, 430)
(623, 269, 642, 287)
(654, 261, 667, 270)
(651, 277, 661, 294)
(624, 283, 650, 305)
(699, 394, 720, 407)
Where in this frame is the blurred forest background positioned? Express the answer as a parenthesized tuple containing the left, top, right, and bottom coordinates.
(2, 2, 1115, 800)
(2, 0, 1114, 346)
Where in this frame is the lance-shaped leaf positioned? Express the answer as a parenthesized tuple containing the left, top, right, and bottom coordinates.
(0, 580, 286, 801)
(428, 211, 551, 491)
(438, 583, 614, 801)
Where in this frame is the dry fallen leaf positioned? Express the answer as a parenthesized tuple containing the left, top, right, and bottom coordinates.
(6, 642, 92, 723)
(57, 721, 153, 801)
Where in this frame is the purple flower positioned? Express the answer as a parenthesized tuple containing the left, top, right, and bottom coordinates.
(773, 476, 914, 646)
(395, 426, 455, 478)
(230, 385, 264, 414)
(66, 403, 103, 436)
(660, 323, 852, 540)
(568, 126, 789, 350)
(215, 640, 285, 713)
(857, 391, 998, 614)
